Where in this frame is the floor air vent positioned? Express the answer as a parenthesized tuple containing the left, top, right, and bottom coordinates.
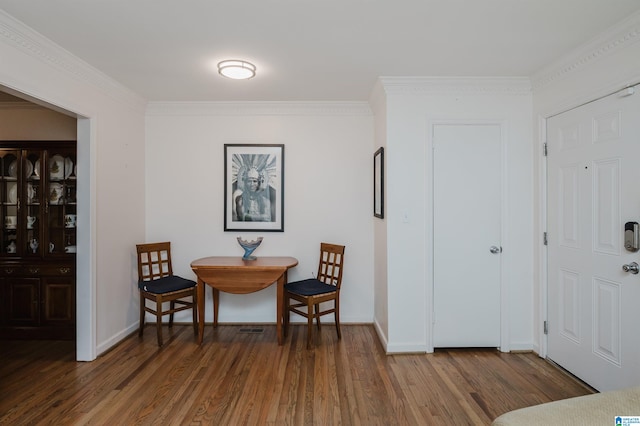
(238, 328, 264, 334)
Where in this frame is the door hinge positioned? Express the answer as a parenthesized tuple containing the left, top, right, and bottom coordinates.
(543, 232, 548, 245)
(544, 321, 548, 335)
(620, 86, 635, 97)
(543, 143, 548, 157)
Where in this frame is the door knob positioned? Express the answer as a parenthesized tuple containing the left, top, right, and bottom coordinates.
(489, 246, 502, 254)
(622, 262, 639, 274)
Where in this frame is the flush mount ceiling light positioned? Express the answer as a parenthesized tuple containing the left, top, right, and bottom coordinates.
(217, 60, 256, 80)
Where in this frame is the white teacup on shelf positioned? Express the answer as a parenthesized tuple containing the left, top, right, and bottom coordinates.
(27, 216, 36, 229)
(64, 214, 77, 228)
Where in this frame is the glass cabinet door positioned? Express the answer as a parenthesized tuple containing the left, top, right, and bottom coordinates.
(46, 150, 76, 256)
(1, 150, 20, 256)
(25, 150, 43, 256)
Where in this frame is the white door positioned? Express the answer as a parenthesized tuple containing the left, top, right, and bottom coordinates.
(547, 85, 640, 391)
(433, 124, 502, 347)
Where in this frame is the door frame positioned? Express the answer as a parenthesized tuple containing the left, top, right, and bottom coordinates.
(76, 116, 97, 361)
(427, 119, 510, 352)
(0, 86, 97, 361)
(538, 115, 549, 358)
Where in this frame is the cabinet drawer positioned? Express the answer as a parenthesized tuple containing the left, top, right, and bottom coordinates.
(0, 265, 74, 277)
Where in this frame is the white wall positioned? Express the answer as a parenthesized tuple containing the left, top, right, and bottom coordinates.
(531, 11, 640, 355)
(0, 11, 147, 359)
(145, 102, 374, 324)
(375, 78, 534, 353)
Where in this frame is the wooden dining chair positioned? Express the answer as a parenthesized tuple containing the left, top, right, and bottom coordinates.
(284, 243, 345, 349)
(136, 242, 197, 346)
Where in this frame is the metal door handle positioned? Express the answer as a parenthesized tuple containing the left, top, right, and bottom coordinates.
(622, 262, 639, 274)
(489, 246, 502, 254)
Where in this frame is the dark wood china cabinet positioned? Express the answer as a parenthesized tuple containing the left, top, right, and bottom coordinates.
(0, 141, 76, 340)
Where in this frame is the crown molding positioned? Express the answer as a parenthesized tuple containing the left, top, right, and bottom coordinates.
(531, 11, 640, 92)
(0, 10, 146, 112)
(377, 77, 531, 96)
(146, 101, 372, 117)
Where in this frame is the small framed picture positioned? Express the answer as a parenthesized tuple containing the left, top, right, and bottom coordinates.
(374, 147, 384, 219)
(224, 144, 285, 232)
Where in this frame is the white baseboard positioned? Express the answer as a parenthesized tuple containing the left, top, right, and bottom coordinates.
(373, 318, 428, 354)
(97, 322, 138, 356)
(384, 343, 428, 354)
(373, 318, 388, 351)
(508, 342, 534, 352)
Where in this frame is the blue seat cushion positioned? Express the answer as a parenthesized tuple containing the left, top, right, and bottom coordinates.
(138, 275, 196, 294)
(285, 278, 336, 296)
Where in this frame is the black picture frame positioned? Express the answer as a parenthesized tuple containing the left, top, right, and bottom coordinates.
(224, 144, 285, 232)
(374, 147, 384, 219)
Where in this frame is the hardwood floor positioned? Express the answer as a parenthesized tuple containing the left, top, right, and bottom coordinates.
(0, 325, 593, 425)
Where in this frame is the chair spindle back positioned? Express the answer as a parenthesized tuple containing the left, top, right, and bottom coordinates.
(137, 242, 174, 282)
(316, 243, 344, 288)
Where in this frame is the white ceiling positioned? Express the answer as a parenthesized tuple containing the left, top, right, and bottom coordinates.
(1, 0, 639, 102)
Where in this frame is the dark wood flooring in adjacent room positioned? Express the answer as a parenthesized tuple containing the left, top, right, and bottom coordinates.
(0, 324, 593, 425)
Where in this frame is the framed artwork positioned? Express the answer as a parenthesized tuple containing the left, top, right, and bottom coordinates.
(224, 144, 285, 232)
(374, 147, 384, 219)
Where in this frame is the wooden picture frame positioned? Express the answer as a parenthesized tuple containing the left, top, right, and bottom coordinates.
(224, 144, 284, 232)
(374, 147, 384, 219)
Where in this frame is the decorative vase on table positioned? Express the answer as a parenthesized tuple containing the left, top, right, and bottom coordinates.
(237, 237, 263, 260)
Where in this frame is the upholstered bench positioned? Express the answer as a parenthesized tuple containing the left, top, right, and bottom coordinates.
(492, 386, 640, 426)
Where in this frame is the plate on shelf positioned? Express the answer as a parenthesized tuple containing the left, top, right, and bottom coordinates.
(49, 183, 63, 204)
(8, 183, 17, 204)
(49, 155, 65, 180)
(25, 159, 33, 178)
(34, 159, 40, 179)
(64, 157, 74, 179)
(7, 160, 17, 178)
(6, 159, 34, 178)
